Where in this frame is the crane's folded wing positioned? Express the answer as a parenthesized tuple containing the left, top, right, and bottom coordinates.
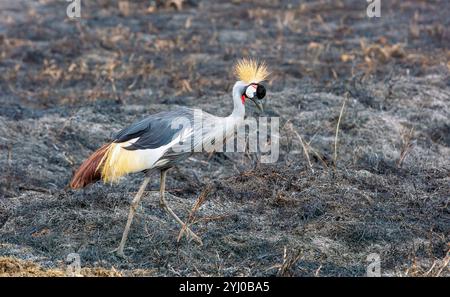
(113, 108, 195, 150)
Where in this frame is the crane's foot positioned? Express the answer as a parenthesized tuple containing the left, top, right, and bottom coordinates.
(159, 169, 203, 246)
(160, 201, 203, 246)
(110, 246, 126, 258)
(178, 222, 203, 246)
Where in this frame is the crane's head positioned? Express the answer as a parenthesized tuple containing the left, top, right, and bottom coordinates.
(234, 58, 269, 112)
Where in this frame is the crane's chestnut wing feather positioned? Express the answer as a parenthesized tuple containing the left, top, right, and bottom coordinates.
(113, 109, 194, 150)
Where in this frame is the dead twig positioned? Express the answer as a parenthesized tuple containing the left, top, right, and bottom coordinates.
(194, 215, 230, 223)
(334, 93, 348, 169)
(307, 145, 329, 168)
(110, 78, 122, 104)
(286, 121, 314, 173)
(315, 265, 322, 277)
(293, 129, 314, 173)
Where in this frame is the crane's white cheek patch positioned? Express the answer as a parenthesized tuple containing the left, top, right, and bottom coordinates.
(245, 87, 255, 99)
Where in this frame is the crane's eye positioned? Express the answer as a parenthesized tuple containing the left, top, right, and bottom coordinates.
(256, 84, 266, 99)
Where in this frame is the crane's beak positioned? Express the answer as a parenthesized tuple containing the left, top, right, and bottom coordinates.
(250, 97, 264, 112)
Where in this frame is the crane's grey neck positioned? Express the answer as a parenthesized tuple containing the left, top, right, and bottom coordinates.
(230, 81, 246, 118)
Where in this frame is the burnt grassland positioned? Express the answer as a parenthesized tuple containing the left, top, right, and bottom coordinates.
(0, 0, 449, 276)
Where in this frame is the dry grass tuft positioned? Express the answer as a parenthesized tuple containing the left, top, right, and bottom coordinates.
(397, 127, 415, 168)
(0, 257, 125, 277)
(276, 247, 303, 277)
(0, 257, 65, 277)
(404, 249, 450, 277)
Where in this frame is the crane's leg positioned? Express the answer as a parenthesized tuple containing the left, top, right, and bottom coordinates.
(159, 169, 203, 245)
(115, 176, 151, 257)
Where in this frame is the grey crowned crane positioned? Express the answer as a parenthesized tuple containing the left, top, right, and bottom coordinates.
(70, 59, 269, 257)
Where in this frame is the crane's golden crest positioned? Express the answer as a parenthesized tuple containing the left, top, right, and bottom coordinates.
(234, 58, 269, 84)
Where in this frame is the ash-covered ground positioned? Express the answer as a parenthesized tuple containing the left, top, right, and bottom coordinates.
(0, 0, 449, 276)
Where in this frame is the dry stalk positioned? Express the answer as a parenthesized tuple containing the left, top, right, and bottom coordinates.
(334, 93, 348, 169)
(286, 122, 314, 173)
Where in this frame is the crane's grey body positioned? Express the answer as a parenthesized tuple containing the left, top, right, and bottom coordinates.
(112, 107, 236, 171)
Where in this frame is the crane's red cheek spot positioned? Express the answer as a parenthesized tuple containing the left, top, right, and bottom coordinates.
(241, 95, 246, 104)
